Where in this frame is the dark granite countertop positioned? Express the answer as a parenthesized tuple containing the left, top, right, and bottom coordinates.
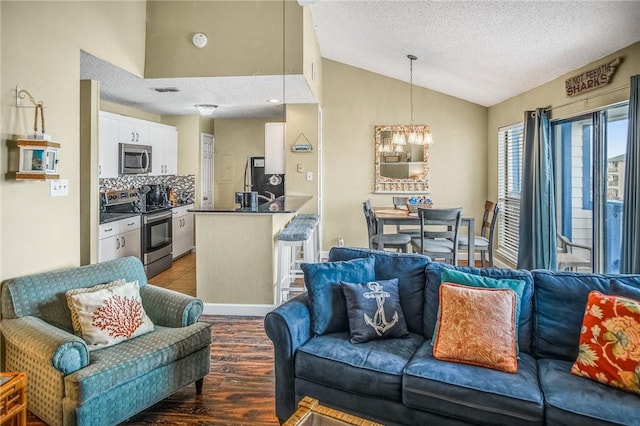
(190, 195, 313, 214)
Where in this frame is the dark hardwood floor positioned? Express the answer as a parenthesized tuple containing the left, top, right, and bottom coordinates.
(28, 253, 280, 425)
(126, 315, 279, 426)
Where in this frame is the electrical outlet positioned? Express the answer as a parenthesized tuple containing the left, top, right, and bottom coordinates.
(297, 163, 304, 173)
(306, 171, 313, 181)
(338, 237, 345, 247)
(50, 179, 69, 197)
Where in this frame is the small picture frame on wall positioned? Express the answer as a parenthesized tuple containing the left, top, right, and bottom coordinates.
(384, 155, 400, 163)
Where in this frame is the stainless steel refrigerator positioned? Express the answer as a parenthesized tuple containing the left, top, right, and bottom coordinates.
(248, 157, 285, 203)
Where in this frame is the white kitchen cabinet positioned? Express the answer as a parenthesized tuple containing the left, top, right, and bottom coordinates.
(98, 113, 120, 178)
(164, 128, 178, 175)
(172, 204, 194, 259)
(265, 122, 285, 174)
(98, 216, 141, 262)
(117, 117, 148, 145)
(149, 124, 178, 176)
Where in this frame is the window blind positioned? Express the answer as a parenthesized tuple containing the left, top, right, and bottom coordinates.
(497, 124, 524, 265)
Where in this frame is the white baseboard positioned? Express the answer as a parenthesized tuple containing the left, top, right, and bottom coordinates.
(202, 303, 274, 317)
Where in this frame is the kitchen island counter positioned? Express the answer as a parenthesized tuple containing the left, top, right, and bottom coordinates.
(193, 195, 315, 313)
(190, 195, 312, 214)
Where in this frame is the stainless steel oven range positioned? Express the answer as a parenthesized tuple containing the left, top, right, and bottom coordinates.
(139, 184, 173, 278)
(141, 208, 173, 278)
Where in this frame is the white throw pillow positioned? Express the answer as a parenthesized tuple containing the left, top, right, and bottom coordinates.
(67, 280, 154, 350)
(66, 279, 126, 337)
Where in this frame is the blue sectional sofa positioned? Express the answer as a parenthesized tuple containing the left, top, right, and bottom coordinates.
(0, 257, 211, 426)
(264, 247, 640, 425)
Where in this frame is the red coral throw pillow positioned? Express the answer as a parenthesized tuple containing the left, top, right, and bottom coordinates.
(67, 280, 154, 350)
(571, 290, 640, 395)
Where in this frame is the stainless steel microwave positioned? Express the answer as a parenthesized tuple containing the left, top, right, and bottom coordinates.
(119, 143, 152, 175)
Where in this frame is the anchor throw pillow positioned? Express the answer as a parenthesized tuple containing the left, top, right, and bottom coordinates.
(340, 279, 409, 344)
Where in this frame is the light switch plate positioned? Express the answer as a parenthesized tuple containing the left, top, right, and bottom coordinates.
(306, 171, 313, 181)
(50, 179, 69, 197)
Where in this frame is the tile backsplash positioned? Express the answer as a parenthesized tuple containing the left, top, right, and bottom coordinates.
(100, 175, 196, 204)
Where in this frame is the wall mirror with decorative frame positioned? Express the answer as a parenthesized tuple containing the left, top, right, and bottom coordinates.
(374, 124, 430, 193)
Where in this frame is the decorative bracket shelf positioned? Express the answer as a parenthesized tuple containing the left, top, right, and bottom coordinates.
(290, 133, 313, 152)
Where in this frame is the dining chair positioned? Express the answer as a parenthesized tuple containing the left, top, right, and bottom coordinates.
(411, 207, 463, 265)
(557, 233, 592, 271)
(363, 200, 412, 252)
(458, 200, 499, 267)
(392, 196, 408, 209)
(392, 196, 422, 237)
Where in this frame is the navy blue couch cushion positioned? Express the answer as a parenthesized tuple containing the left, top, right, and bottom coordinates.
(302, 256, 375, 336)
(425, 263, 535, 354)
(403, 341, 544, 425)
(610, 278, 640, 299)
(295, 332, 424, 401)
(328, 247, 430, 335)
(539, 358, 640, 425)
(532, 270, 640, 361)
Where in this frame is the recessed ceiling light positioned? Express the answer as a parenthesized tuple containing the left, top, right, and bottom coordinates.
(153, 87, 179, 93)
(267, 99, 281, 104)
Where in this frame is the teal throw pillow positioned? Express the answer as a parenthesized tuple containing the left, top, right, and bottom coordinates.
(434, 269, 526, 352)
(340, 279, 409, 344)
(302, 256, 375, 336)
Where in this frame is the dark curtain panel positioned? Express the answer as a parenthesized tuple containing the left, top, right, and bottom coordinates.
(621, 75, 640, 273)
(518, 108, 557, 270)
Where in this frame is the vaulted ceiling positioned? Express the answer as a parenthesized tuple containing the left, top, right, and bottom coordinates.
(81, 1, 640, 118)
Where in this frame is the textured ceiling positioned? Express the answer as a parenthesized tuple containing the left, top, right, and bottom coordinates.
(81, 1, 640, 118)
(309, 0, 640, 107)
(80, 51, 315, 119)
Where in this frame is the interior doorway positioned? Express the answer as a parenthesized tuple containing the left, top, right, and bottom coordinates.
(201, 133, 214, 210)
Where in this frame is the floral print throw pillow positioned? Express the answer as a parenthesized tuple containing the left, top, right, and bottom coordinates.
(433, 283, 518, 373)
(571, 290, 640, 395)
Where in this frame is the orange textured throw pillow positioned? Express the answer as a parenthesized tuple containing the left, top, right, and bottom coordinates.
(571, 291, 640, 395)
(433, 283, 518, 373)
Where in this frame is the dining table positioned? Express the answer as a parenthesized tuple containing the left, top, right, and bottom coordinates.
(372, 207, 475, 264)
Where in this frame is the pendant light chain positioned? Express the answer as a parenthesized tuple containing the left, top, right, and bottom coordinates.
(282, 0, 286, 118)
(409, 54, 416, 126)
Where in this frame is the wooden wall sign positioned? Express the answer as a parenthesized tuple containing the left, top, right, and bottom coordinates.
(565, 57, 622, 97)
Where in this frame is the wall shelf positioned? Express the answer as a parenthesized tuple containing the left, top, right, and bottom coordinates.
(290, 132, 313, 152)
(16, 139, 61, 180)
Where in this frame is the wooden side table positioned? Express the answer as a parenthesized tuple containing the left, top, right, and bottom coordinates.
(0, 372, 27, 426)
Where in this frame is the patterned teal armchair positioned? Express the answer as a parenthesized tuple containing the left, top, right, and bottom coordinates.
(0, 256, 211, 426)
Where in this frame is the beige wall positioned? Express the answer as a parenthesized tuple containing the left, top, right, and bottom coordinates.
(487, 42, 640, 209)
(145, 0, 303, 78)
(1, 1, 147, 280)
(302, 6, 322, 104)
(284, 104, 319, 212)
(321, 59, 488, 249)
(213, 118, 271, 209)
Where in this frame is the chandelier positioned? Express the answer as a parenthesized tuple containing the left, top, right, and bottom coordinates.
(403, 54, 433, 145)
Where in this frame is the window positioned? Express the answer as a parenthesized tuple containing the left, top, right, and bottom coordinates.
(497, 124, 524, 264)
